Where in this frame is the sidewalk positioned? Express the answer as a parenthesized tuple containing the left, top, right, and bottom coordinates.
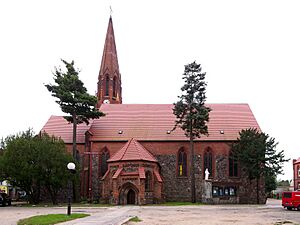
(58, 206, 135, 225)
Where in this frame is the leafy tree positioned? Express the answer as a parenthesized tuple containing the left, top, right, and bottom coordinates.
(277, 179, 290, 187)
(35, 132, 74, 204)
(45, 60, 105, 160)
(0, 129, 41, 204)
(265, 169, 277, 194)
(232, 128, 289, 203)
(0, 129, 75, 204)
(173, 61, 211, 203)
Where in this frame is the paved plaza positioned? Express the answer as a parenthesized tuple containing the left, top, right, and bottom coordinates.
(0, 199, 299, 225)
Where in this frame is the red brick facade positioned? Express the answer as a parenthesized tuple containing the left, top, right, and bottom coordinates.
(101, 160, 162, 204)
(71, 139, 265, 204)
(293, 158, 300, 191)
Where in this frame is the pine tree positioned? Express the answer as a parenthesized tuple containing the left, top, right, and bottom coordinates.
(232, 128, 289, 203)
(45, 60, 105, 160)
(173, 61, 211, 203)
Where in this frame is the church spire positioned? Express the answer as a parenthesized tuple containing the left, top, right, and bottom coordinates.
(96, 16, 122, 107)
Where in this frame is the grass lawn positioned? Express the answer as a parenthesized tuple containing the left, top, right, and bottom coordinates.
(16, 202, 111, 207)
(16, 201, 204, 208)
(129, 216, 142, 222)
(17, 213, 89, 225)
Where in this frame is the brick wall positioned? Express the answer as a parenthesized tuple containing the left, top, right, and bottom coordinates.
(81, 140, 266, 204)
(293, 160, 300, 191)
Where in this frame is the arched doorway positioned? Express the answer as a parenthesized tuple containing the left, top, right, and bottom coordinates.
(127, 189, 135, 204)
(119, 182, 139, 205)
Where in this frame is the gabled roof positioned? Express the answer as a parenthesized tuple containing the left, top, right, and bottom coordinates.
(107, 138, 157, 162)
(41, 103, 260, 143)
(41, 115, 91, 143)
(89, 103, 260, 141)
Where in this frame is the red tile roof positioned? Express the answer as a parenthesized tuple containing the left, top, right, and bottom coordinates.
(154, 169, 163, 182)
(107, 138, 158, 162)
(101, 170, 110, 180)
(41, 115, 91, 143)
(89, 104, 260, 141)
(112, 167, 123, 179)
(41, 104, 260, 143)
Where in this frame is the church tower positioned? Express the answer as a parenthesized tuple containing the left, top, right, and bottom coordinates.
(96, 16, 122, 107)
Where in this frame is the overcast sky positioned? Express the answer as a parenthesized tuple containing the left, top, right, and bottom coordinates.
(0, 0, 299, 181)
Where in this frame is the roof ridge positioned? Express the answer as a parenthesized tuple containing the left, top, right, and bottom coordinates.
(136, 139, 156, 161)
(120, 138, 132, 160)
(133, 139, 142, 160)
(100, 103, 250, 106)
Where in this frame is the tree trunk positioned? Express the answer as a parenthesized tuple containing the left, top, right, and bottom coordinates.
(47, 186, 58, 205)
(29, 181, 41, 204)
(190, 136, 196, 203)
(72, 113, 77, 161)
(72, 113, 78, 202)
(256, 176, 260, 204)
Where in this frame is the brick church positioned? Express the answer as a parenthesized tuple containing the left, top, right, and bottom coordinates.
(42, 16, 265, 204)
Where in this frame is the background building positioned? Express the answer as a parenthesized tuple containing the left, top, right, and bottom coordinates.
(293, 158, 300, 190)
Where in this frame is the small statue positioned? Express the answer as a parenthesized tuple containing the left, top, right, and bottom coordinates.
(205, 168, 210, 180)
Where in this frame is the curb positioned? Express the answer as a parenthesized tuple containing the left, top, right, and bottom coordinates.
(118, 215, 135, 225)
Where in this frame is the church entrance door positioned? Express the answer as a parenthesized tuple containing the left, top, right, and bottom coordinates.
(127, 189, 135, 204)
(119, 182, 139, 205)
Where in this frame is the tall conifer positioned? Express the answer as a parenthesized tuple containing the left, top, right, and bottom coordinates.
(173, 61, 211, 203)
(46, 60, 105, 160)
(232, 128, 289, 203)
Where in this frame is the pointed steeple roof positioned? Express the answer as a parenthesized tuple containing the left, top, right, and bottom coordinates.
(99, 16, 120, 80)
(96, 16, 122, 106)
(107, 138, 157, 162)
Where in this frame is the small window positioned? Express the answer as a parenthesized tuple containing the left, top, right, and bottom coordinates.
(113, 77, 117, 97)
(204, 148, 213, 178)
(177, 148, 187, 176)
(145, 171, 152, 191)
(283, 192, 292, 198)
(100, 149, 110, 176)
(229, 152, 238, 177)
(105, 76, 109, 96)
(298, 166, 300, 177)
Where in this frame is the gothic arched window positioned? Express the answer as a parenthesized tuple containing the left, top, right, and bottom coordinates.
(145, 171, 152, 191)
(204, 148, 213, 178)
(100, 148, 110, 176)
(177, 148, 187, 176)
(105, 76, 109, 96)
(229, 152, 238, 177)
(113, 77, 117, 97)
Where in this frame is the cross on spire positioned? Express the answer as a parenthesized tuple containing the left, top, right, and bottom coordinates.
(110, 6, 113, 16)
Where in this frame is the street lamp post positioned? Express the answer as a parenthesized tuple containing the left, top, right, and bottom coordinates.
(67, 162, 76, 216)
